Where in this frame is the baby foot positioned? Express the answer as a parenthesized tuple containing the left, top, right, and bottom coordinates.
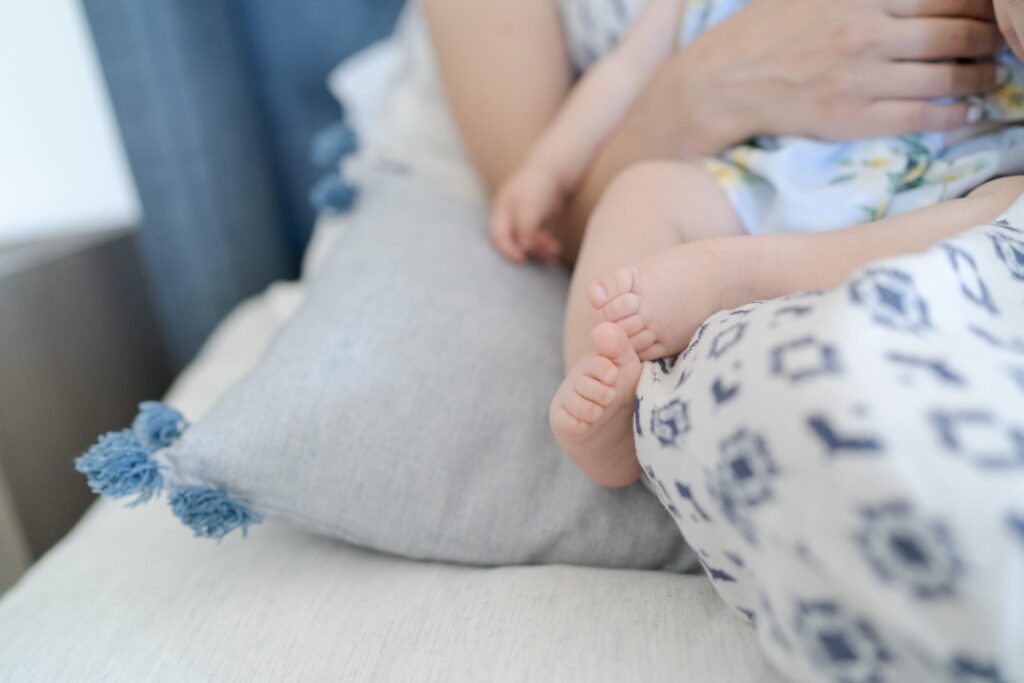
(550, 322, 643, 488)
(587, 242, 734, 361)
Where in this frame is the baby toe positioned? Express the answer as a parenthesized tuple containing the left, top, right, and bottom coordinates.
(587, 266, 639, 308)
(550, 406, 589, 436)
(609, 313, 646, 338)
(628, 328, 659, 354)
(566, 392, 606, 423)
(583, 356, 619, 386)
(575, 375, 617, 407)
(598, 293, 642, 323)
(636, 342, 669, 362)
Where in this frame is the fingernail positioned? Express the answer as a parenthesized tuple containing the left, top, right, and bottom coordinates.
(997, 65, 1011, 86)
(966, 104, 983, 125)
(591, 284, 607, 306)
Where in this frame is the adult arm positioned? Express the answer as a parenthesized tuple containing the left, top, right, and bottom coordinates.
(419, 0, 574, 194)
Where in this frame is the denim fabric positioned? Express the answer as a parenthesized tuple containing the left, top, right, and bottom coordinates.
(81, 0, 402, 367)
(233, 0, 404, 255)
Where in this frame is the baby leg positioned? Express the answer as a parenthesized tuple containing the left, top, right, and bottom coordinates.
(552, 162, 743, 487)
(593, 176, 1024, 360)
(562, 161, 744, 368)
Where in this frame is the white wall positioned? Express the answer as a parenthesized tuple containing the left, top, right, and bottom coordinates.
(0, 1, 140, 247)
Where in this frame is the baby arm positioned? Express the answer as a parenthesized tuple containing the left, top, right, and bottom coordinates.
(490, 0, 688, 262)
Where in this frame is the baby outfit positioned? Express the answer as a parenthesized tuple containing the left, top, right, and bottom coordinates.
(558, 0, 1024, 233)
(559, 2, 1024, 681)
(634, 197, 1024, 683)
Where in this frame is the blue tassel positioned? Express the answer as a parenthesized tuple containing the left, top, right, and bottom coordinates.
(310, 121, 358, 169)
(132, 401, 187, 452)
(309, 174, 358, 214)
(75, 430, 162, 505)
(169, 486, 262, 540)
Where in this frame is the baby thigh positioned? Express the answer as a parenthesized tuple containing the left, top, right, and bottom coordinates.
(563, 161, 743, 369)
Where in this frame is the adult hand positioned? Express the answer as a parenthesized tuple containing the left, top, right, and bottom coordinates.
(671, 0, 1004, 147)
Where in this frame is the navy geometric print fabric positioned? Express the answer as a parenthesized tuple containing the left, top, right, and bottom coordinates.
(636, 199, 1024, 683)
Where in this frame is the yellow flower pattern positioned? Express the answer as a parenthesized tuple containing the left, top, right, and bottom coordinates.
(703, 159, 744, 190)
(987, 81, 1024, 122)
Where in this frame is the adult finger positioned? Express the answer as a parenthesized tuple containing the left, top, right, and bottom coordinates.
(859, 99, 978, 138)
(886, 0, 995, 21)
(874, 61, 1002, 98)
(887, 17, 1005, 59)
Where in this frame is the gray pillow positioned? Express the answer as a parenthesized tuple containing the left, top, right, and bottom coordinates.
(78, 167, 695, 570)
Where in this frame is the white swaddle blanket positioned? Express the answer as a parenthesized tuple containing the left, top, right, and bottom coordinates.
(636, 198, 1024, 682)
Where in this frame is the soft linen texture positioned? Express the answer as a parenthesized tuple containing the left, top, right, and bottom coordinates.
(0, 279, 779, 682)
(153, 166, 694, 570)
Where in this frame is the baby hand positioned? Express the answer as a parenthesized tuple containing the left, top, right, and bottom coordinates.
(490, 166, 565, 263)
